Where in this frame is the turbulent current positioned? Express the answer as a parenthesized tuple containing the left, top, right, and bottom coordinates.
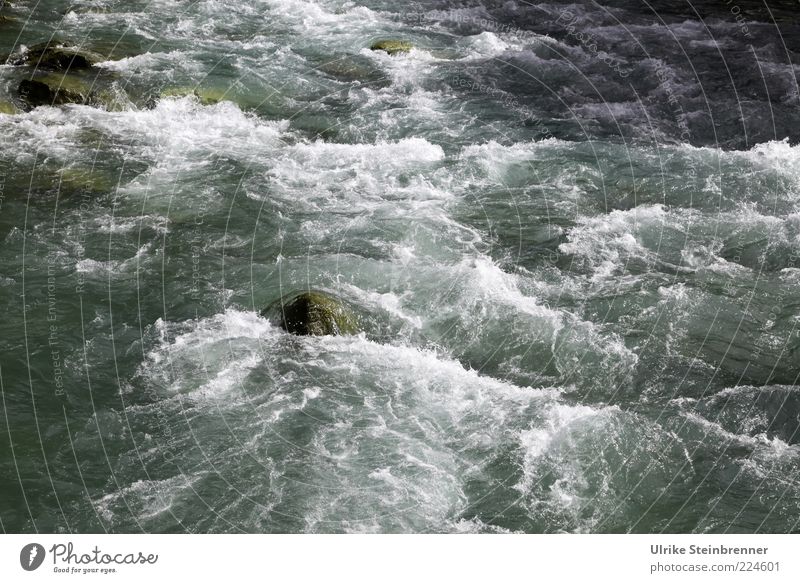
(0, 0, 799, 533)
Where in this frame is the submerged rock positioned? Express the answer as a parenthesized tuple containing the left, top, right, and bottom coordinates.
(58, 167, 114, 195)
(369, 40, 414, 55)
(263, 291, 359, 336)
(316, 55, 389, 85)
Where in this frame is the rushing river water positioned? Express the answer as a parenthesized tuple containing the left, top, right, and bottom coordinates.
(0, 0, 799, 533)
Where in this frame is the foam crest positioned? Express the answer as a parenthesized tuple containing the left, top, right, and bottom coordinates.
(138, 309, 277, 399)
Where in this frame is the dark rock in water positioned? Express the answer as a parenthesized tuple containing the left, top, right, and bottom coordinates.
(263, 291, 359, 336)
(369, 40, 413, 55)
(17, 77, 91, 108)
(32, 45, 101, 71)
(9, 40, 102, 71)
(17, 74, 128, 111)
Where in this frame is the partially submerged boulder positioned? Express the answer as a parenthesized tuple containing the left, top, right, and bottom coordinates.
(18, 79, 82, 107)
(263, 291, 359, 336)
(17, 75, 130, 111)
(369, 40, 414, 55)
(17, 74, 94, 108)
(9, 40, 103, 71)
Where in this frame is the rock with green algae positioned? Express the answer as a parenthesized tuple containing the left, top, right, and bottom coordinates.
(17, 74, 95, 108)
(262, 291, 359, 336)
(18, 79, 84, 108)
(160, 86, 233, 106)
(0, 100, 19, 114)
(17, 75, 131, 111)
(9, 39, 103, 71)
(369, 40, 414, 55)
(94, 85, 132, 112)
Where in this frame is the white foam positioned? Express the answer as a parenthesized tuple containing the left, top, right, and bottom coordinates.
(75, 243, 153, 275)
(96, 50, 202, 74)
(459, 31, 510, 58)
(519, 403, 605, 461)
(254, 137, 449, 215)
(682, 411, 796, 457)
(139, 309, 277, 399)
(559, 201, 800, 278)
(94, 474, 200, 524)
(559, 204, 665, 274)
(93, 214, 170, 235)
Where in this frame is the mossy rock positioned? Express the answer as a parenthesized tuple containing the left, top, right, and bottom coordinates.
(37, 72, 95, 94)
(370, 40, 414, 55)
(17, 74, 95, 108)
(0, 100, 19, 114)
(18, 79, 84, 108)
(262, 291, 359, 336)
(160, 87, 231, 106)
(10, 40, 103, 71)
(94, 86, 132, 112)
